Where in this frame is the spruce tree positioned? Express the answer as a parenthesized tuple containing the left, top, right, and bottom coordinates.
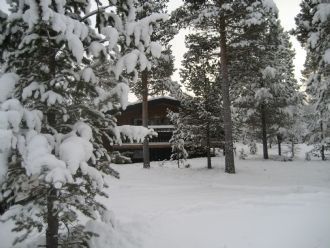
(123, 0, 176, 169)
(179, 32, 222, 169)
(168, 110, 189, 168)
(0, 0, 167, 246)
(172, 0, 238, 173)
(232, 2, 301, 159)
(172, 0, 289, 165)
(293, 0, 330, 160)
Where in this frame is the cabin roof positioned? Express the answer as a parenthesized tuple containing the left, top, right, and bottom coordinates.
(128, 96, 179, 107)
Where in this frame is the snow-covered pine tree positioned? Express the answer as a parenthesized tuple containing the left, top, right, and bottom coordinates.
(125, 0, 176, 169)
(233, 2, 301, 159)
(172, 0, 290, 166)
(179, 32, 222, 169)
(270, 31, 305, 157)
(293, 0, 330, 160)
(131, 0, 177, 96)
(0, 0, 167, 246)
(169, 96, 219, 169)
(280, 104, 307, 158)
(233, 1, 279, 159)
(262, 29, 302, 157)
(168, 111, 189, 168)
(172, 0, 240, 173)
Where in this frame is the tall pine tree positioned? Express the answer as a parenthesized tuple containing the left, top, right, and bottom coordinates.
(125, 0, 176, 169)
(179, 32, 222, 169)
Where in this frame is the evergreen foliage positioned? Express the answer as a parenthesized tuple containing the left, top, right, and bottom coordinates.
(168, 111, 189, 168)
(171, 0, 300, 162)
(235, 21, 302, 159)
(293, 0, 330, 160)
(171, 32, 222, 169)
(0, 0, 167, 246)
(130, 0, 177, 97)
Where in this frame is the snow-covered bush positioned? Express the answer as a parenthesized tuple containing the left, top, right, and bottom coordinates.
(111, 151, 132, 164)
(239, 148, 248, 160)
(115, 125, 158, 144)
(249, 142, 258, 155)
(168, 111, 189, 168)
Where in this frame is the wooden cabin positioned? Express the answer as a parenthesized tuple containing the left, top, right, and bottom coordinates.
(114, 96, 180, 161)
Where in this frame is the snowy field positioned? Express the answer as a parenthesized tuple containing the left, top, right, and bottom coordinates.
(1, 144, 330, 248)
(102, 144, 330, 248)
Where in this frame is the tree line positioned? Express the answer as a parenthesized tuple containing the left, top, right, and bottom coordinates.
(169, 0, 329, 169)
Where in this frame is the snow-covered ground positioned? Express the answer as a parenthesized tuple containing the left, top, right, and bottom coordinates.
(1, 144, 330, 248)
(101, 144, 330, 248)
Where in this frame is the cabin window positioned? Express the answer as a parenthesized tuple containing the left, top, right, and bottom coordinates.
(162, 117, 171, 125)
(149, 116, 162, 125)
(133, 119, 142, 125)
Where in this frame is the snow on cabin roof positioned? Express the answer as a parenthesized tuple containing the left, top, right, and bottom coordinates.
(127, 96, 179, 106)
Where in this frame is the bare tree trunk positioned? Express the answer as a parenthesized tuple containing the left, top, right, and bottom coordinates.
(142, 70, 150, 168)
(46, 188, 59, 248)
(321, 145, 325, 161)
(206, 123, 212, 169)
(277, 134, 282, 156)
(46, 36, 59, 248)
(320, 121, 325, 161)
(261, 104, 269, 159)
(219, 1, 235, 174)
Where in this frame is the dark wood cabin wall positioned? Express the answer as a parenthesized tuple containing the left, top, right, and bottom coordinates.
(117, 100, 179, 125)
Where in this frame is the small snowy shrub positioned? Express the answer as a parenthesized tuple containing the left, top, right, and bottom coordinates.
(249, 142, 257, 155)
(239, 148, 248, 160)
(111, 151, 132, 164)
